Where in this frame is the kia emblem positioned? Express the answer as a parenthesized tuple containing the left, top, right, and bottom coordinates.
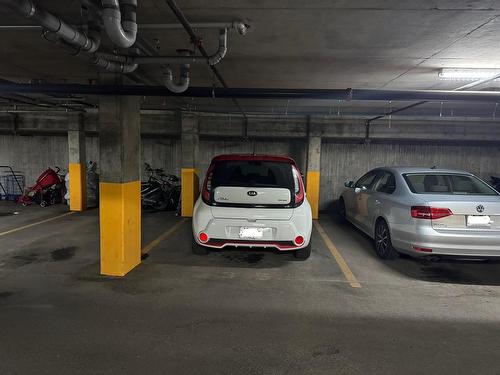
(476, 205, 485, 213)
(247, 191, 257, 196)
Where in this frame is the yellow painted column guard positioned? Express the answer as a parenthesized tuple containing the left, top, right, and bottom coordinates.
(181, 168, 199, 217)
(306, 170, 320, 220)
(69, 163, 86, 212)
(99, 181, 141, 276)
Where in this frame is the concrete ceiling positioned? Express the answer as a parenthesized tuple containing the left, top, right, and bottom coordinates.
(1, 0, 500, 117)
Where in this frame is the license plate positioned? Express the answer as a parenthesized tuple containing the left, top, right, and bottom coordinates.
(467, 215, 491, 227)
(239, 227, 264, 239)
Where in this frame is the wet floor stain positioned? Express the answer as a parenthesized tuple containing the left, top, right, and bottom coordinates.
(50, 247, 76, 261)
(222, 253, 265, 264)
(12, 252, 42, 266)
(418, 263, 478, 284)
(312, 344, 341, 358)
(0, 291, 14, 299)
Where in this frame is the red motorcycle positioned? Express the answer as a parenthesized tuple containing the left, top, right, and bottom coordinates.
(18, 167, 66, 207)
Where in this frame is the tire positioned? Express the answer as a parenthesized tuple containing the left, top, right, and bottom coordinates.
(294, 242, 312, 260)
(374, 220, 399, 259)
(192, 238, 209, 255)
(338, 198, 347, 223)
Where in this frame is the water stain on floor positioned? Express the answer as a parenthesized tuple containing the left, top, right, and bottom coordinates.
(0, 291, 14, 299)
(11, 252, 43, 266)
(418, 263, 479, 284)
(222, 253, 265, 264)
(50, 247, 76, 261)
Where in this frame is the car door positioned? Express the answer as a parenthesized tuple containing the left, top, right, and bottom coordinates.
(369, 171, 397, 235)
(352, 170, 381, 232)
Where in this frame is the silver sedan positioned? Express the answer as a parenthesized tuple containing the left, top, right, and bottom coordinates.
(339, 167, 500, 259)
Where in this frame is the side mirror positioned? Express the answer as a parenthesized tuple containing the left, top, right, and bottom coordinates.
(344, 180, 354, 188)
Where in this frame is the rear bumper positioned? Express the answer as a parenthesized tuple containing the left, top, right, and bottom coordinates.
(192, 199, 312, 251)
(203, 239, 303, 251)
(392, 224, 500, 257)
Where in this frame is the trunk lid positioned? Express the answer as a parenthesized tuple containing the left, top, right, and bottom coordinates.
(423, 195, 500, 231)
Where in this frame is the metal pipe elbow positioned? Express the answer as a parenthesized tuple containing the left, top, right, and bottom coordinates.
(101, 0, 137, 48)
(164, 65, 190, 93)
(208, 28, 227, 66)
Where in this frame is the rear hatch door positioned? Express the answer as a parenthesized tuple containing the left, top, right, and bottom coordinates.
(211, 186, 293, 220)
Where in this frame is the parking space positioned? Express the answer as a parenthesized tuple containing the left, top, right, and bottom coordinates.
(2, 201, 500, 374)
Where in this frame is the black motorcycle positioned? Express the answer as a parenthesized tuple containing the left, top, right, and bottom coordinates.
(492, 176, 500, 191)
(141, 163, 180, 211)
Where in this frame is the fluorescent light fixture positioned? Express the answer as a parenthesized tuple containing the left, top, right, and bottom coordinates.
(438, 68, 500, 81)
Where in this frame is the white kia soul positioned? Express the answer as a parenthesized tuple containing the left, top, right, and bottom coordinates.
(192, 154, 313, 259)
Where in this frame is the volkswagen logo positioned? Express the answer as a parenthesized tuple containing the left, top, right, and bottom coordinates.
(247, 191, 258, 197)
(476, 205, 485, 213)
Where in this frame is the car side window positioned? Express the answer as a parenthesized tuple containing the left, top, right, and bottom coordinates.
(375, 172, 396, 194)
(355, 171, 379, 190)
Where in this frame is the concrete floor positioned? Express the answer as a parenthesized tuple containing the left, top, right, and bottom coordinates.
(1, 201, 500, 374)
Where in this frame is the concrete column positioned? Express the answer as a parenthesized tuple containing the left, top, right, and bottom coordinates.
(180, 112, 199, 217)
(99, 74, 141, 276)
(68, 113, 86, 211)
(306, 121, 321, 220)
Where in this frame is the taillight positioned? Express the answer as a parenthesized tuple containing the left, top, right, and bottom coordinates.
(294, 235, 305, 246)
(199, 232, 209, 243)
(202, 165, 214, 204)
(292, 167, 304, 206)
(411, 206, 453, 220)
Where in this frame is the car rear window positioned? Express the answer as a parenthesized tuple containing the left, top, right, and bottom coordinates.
(403, 173, 498, 196)
(211, 160, 294, 189)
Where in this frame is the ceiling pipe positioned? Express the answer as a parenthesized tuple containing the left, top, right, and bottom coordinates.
(164, 0, 247, 119)
(366, 72, 500, 124)
(0, 21, 250, 34)
(163, 50, 191, 93)
(208, 28, 227, 66)
(101, 0, 137, 48)
(138, 21, 249, 35)
(0, 0, 100, 52)
(3, 83, 500, 102)
(95, 28, 228, 66)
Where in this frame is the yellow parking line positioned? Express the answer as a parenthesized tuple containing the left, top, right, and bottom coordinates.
(142, 218, 188, 255)
(0, 211, 75, 238)
(314, 220, 361, 288)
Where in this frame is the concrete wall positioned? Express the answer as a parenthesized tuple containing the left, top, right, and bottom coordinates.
(1, 111, 499, 210)
(0, 135, 181, 187)
(320, 141, 500, 210)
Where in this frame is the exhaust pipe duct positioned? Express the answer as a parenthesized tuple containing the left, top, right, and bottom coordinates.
(101, 0, 138, 48)
(0, 0, 100, 52)
(164, 50, 191, 93)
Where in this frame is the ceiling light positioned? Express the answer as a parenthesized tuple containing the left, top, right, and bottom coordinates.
(438, 68, 500, 81)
